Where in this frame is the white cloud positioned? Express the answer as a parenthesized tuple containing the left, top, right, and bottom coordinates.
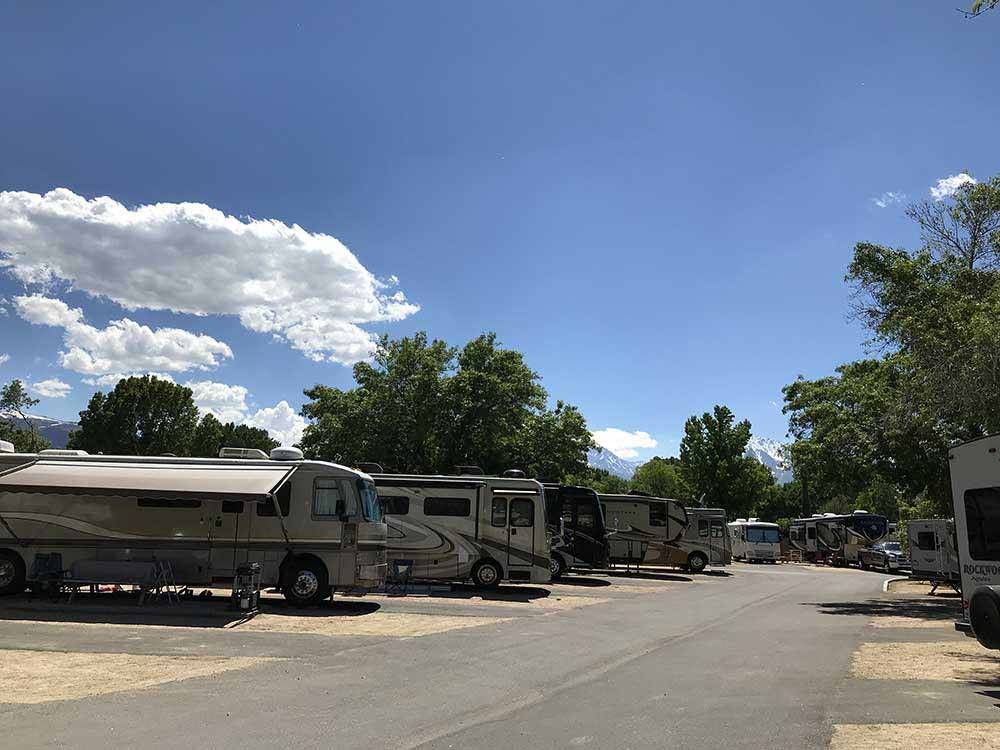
(872, 191, 905, 208)
(14, 294, 232, 377)
(930, 173, 977, 201)
(0, 354, 8, 366)
(0, 188, 419, 365)
(592, 428, 658, 459)
(30, 378, 71, 398)
(185, 380, 250, 424)
(244, 400, 306, 447)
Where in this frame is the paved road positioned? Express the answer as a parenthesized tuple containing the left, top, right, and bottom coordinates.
(0, 564, 989, 749)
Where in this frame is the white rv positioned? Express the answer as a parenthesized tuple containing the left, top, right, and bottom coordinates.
(599, 493, 690, 568)
(949, 436, 1000, 648)
(789, 511, 889, 565)
(373, 473, 550, 587)
(907, 518, 959, 585)
(728, 518, 781, 563)
(0, 449, 387, 605)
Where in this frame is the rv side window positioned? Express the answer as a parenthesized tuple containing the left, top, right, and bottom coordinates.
(510, 499, 534, 527)
(711, 520, 724, 538)
(383, 496, 410, 515)
(222, 500, 244, 514)
(698, 519, 709, 537)
(649, 503, 666, 527)
(491, 497, 507, 527)
(965, 488, 1000, 561)
(312, 478, 344, 517)
(137, 497, 201, 509)
(577, 501, 596, 529)
(425, 497, 471, 517)
(257, 482, 291, 517)
(790, 528, 800, 541)
(807, 526, 816, 539)
(915, 531, 936, 550)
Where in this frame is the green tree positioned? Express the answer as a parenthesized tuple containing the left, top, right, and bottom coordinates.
(563, 467, 631, 494)
(511, 401, 594, 482)
(67, 375, 200, 456)
(631, 457, 693, 500)
(190, 413, 279, 458)
(0, 379, 49, 451)
(679, 405, 776, 517)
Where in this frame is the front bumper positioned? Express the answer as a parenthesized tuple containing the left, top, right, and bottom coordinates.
(956, 620, 975, 637)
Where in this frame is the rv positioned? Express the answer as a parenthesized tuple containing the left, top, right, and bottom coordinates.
(907, 518, 959, 585)
(599, 493, 690, 568)
(543, 484, 610, 577)
(788, 515, 820, 561)
(665, 507, 731, 571)
(728, 518, 781, 563)
(789, 512, 889, 565)
(373, 472, 550, 587)
(949, 436, 1000, 649)
(0, 449, 387, 605)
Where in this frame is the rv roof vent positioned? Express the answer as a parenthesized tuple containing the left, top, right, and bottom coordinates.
(356, 462, 384, 474)
(811, 514, 823, 517)
(503, 469, 526, 478)
(270, 447, 304, 461)
(0, 440, 14, 454)
(219, 447, 269, 460)
(823, 512, 838, 517)
(454, 464, 484, 476)
(749, 517, 759, 522)
(852, 509, 869, 514)
(736, 518, 748, 523)
(39, 449, 88, 457)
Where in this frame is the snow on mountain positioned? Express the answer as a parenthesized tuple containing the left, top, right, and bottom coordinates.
(587, 448, 639, 480)
(0, 410, 78, 448)
(745, 436, 793, 484)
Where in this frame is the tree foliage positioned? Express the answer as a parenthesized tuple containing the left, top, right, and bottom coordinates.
(0, 380, 49, 452)
(190, 413, 279, 458)
(300, 332, 594, 480)
(631, 457, 693, 500)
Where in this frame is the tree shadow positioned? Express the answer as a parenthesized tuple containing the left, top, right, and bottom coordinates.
(804, 597, 961, 622)
(601, 570, 694, 583)
(428, 583, 553, 602)
(550, 576, 613, 588)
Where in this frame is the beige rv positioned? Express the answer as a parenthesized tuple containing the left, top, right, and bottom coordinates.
(0, 448, 387, 605)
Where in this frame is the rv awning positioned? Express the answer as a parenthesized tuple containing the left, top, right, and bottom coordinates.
(0, 460, 295, 503)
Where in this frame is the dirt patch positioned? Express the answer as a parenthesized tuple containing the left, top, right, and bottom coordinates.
(831, 722, 1000, 749)
(851, 641, 1000, 684)
(366, 593, 609, 611)
(233, 611, 511, 637)
(0, 649, 265, 704)
(869, 616, 956, 629)
(886, 579, 959, 597)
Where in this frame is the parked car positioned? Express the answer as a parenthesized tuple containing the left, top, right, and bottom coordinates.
(857, 541, 909, 572)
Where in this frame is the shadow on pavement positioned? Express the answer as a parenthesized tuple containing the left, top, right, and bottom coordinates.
(601, 570, 693, 583)
(804, 597, 961, 621)
(0, 591, 382, 628)
(440, 584, 553, 601)
(550, 576, 612, 588)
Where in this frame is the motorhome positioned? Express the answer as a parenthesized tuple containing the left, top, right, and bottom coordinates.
(789, 512, 889, 565)
(543, 484, 610, 577)
(907, 519, 959, 585)
(728, 518, 781, 563)
(373, 472, 550, 587)
(0, 449, 387, 605)
(664, 507, 731, 572)
(949, 436, 1000, 649)
(599, 493, 689, 568)
(788, 515, 821, 561)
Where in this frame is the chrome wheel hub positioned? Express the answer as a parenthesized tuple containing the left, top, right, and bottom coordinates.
(0, 560, 15, 588)
(292, 570, 319, 599)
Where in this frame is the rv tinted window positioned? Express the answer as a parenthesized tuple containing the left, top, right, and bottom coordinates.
(491, 497, 507, 527)
(698, 519, 709, 537)
(425, 497, 471, 517)
(510, 499, 534, 527)
(711, 520, 724, 538)
(222, 500, 244, 514)
(577, 501, 596, 529)
(257, 482, 291, 517)
(965, 488, 1000, 561)
(313, 478, 344, 517)
(649, 503, 667, 527)
(807, 526, 816, 539)
(383, 496, 410, 515)
(915, 531, 936, 550)
(137, 497, 201, 509)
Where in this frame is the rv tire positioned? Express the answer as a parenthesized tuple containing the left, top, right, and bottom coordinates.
(281, 557, 330, 607)
(687, 552, 708, 574)
(0, 550, 26, 596)
(549, 553, 566, 580)
(472, 560, 502, 589)
(970, 588, 1000, 650)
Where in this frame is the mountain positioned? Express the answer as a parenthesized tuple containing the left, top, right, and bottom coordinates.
(587, 448, 639, 480)
(0, 411, 78, 449)
(745, 436, 793, 484)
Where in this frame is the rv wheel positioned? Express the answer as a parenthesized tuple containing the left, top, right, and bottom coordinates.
(970, 588, 1000, 650)
(687, 552, 708, 574)
(281, 558, 330, 607)
(549, 554, 566, 580)
(0, 550, 26, 596)
(858, 557, 867, 571)
(472, 560, 502, 589)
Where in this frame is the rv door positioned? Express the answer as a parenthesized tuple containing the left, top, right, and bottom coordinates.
(208, 499, 250, 578)
(504, 495, 537, 576)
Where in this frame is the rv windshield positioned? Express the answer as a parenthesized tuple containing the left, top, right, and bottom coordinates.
(357, 479, 382, 522)
(746, 527, 780, 544)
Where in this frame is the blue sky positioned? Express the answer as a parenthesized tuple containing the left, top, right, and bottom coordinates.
(0, 1, 997, 457)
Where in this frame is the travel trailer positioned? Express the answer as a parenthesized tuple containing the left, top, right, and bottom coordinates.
(543, 484, 610, 577)
(949, 436, 1000, 648)
(599, 493, 689, 568)
(907, 518, 959, 585)
(728, 518, 781, 563)
(788, 515, 820, 560)
(0, 449, 387, 605)
(789, 512, 889, 565)
(373, 472, 550, 587)
(666, 507, 731, 571)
